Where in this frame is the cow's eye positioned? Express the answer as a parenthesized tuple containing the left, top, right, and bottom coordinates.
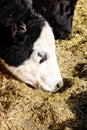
(38, 52, 48, 64)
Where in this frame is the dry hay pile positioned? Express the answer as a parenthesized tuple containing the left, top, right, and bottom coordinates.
(0, 0, 87, 129)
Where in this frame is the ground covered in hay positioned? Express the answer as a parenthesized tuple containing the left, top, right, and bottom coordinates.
(0, 0, 87, 129)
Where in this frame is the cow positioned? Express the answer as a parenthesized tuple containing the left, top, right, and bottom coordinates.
(0, 0, 63, 92)
(32, 0, 78, 39)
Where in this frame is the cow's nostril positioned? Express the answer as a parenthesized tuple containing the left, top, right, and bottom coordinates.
(57, 84, 60, 88)
(56, 80, 63, 90)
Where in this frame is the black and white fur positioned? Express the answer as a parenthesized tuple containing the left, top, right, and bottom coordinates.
(0, 0, 63, 92)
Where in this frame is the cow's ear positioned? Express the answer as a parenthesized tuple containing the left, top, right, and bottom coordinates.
(11, 22, 27, 42)
(11, 22, 27, 34)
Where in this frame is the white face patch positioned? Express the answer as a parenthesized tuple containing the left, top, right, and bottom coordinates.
(1, 22, 63, 92)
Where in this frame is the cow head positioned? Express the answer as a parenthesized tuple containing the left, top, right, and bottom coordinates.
(0, 0, 63, 92)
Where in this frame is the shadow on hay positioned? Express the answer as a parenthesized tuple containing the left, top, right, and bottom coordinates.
(73, 63, 87, 81)
(57, 78, 73, 93)
(55, 91, 87, 130)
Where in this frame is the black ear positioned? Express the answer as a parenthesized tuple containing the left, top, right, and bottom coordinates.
(11, 22, 27, 43)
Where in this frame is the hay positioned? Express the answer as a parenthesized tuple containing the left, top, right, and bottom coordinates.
(0, 0, 87, 129)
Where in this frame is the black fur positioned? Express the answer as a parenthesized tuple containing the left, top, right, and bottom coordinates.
(0, 0, 45, 67)
(32, 0, 78, 39)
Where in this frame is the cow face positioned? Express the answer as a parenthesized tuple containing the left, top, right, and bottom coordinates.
(0, 1, 63, 92)
(0, 21, 63, 92)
